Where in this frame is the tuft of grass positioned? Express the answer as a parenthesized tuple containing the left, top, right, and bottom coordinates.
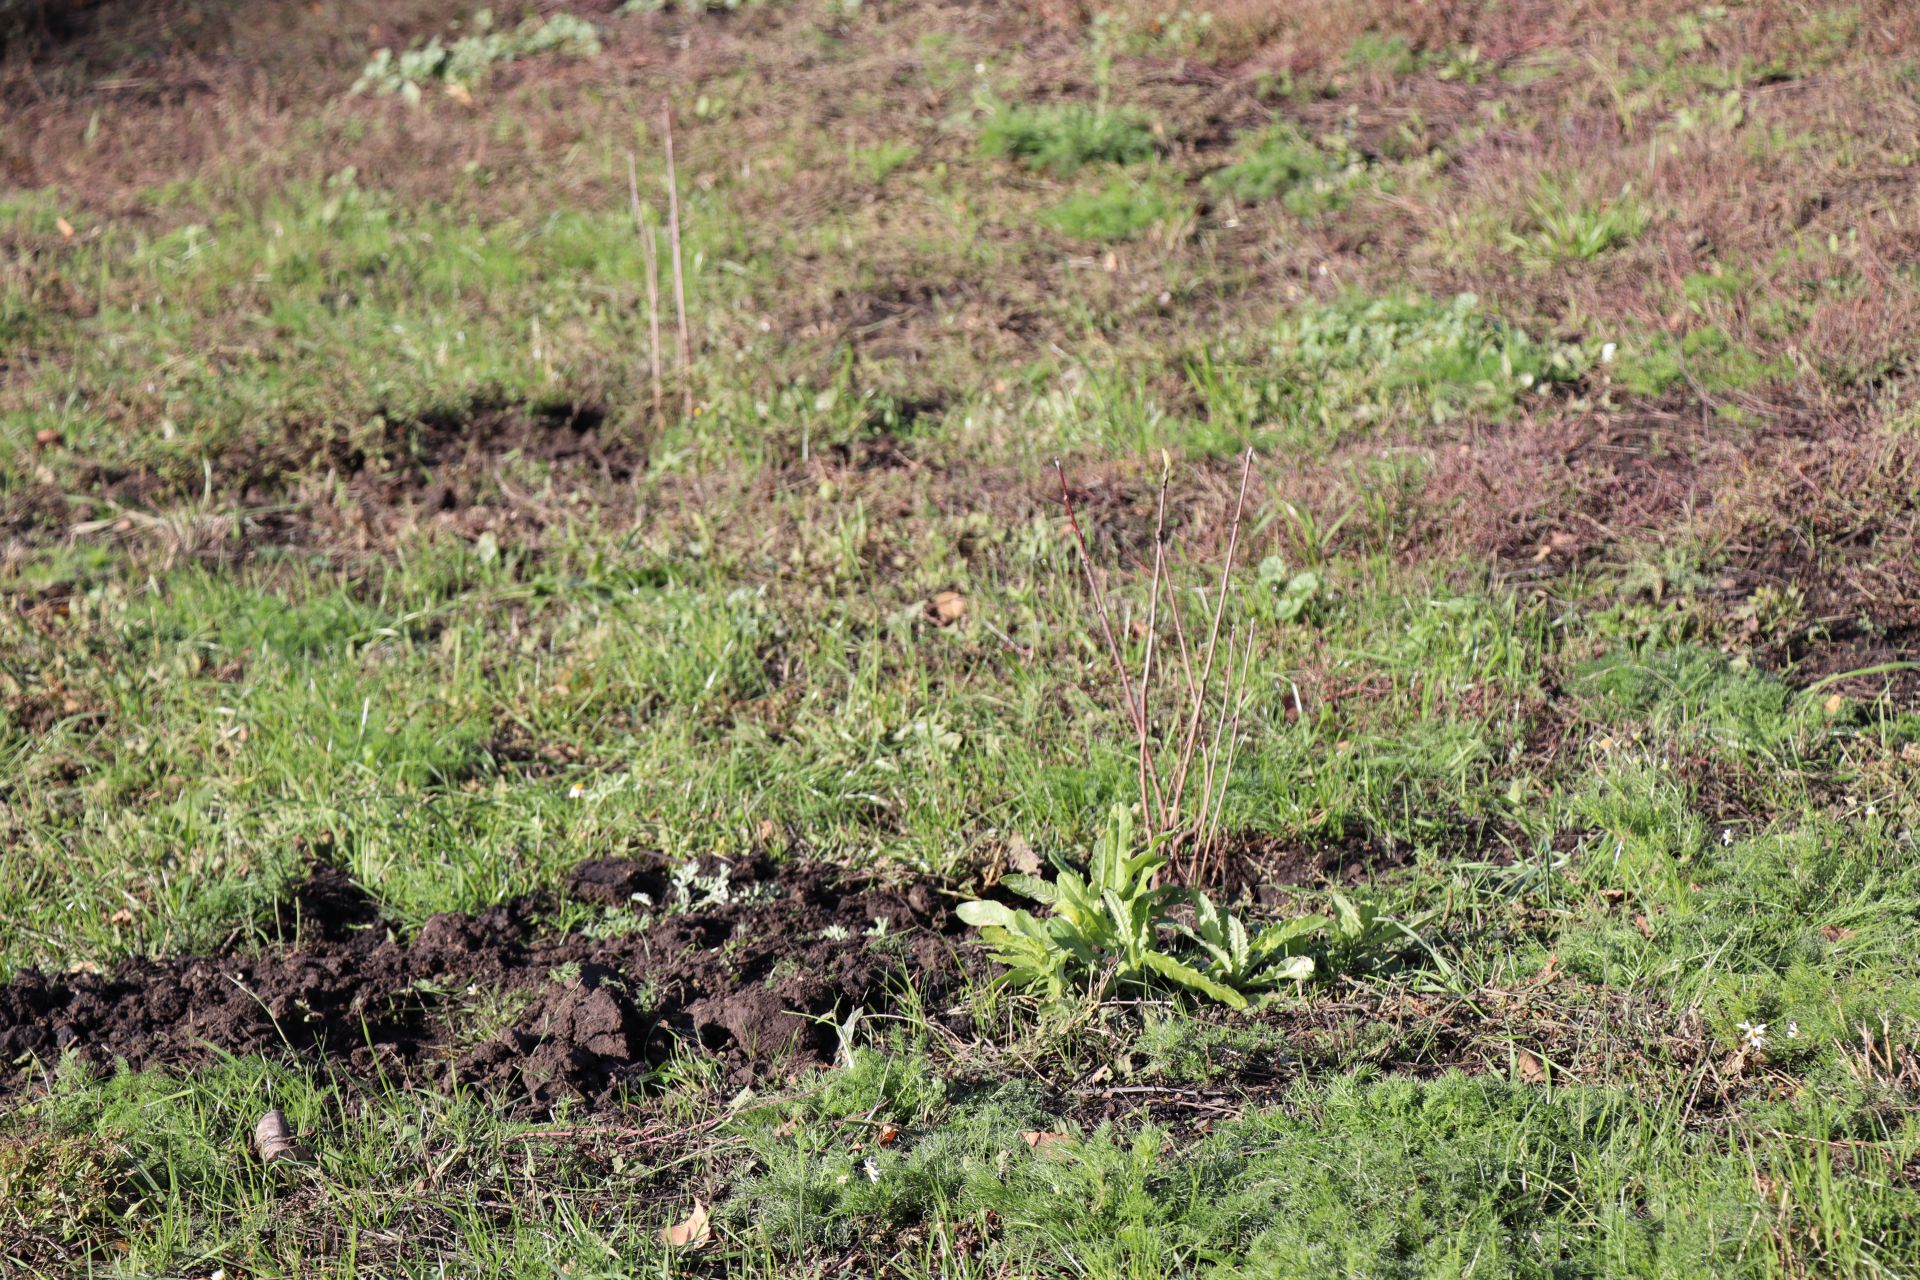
(0, 1130, 137, 1269)
(1044, 175, 1178, 240)
(1206, 125, 1366, 215)
(1507, 182, 1649, 266)
(1346, 31, 1421, 76)
(979, 101, 1157, 176)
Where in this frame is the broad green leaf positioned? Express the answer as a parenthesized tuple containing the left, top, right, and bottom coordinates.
(1262, 954, 1316, 984)
(956, 900, 1023, 930)
(1002, 874, 1059, 905)
(1142, 951, 1249, 1010)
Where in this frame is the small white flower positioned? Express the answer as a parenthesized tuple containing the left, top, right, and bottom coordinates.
(1736, 1020, 1768, 1050)
(1786, 1021, 1800, 1039)
(863, 1157, 881, 1184)
(1721, 828, 1734, 847)
(1600, 342, 1617, 364)
(567, 783, 587, 800)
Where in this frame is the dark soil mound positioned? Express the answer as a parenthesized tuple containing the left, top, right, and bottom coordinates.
(0, 858, 972, 1105)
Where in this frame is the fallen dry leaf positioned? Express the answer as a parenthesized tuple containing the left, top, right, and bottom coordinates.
(929, 590, 967, 625)
(1824, 693, 1845, 715)
(253, 1109, 314, 1164)
(1517, 1050, 1545, 1083)
(1531, 531, 1580, 562)
(55, 217, 74, 241)
(660, 1199, 711, 1248)
(33, 428, 61, 450)
(877, 1123, 899, 1146)
(1005, 834, 1043, 877)
(1022, 1130, 1070, 1150)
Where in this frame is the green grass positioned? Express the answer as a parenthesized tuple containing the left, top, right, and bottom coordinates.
(1044, 173, 1180, 241)
(979, 102, 1157, 176)
(1206, 125, 1366, 215)
(6, 0, 1920, 1274)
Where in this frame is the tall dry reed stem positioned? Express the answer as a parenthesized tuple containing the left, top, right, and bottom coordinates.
(1055, 450, 1259, 884)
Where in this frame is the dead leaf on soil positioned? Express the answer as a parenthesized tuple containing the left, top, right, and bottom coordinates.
(1022, 1130, 1070, 1150)
(253, 1109, 314, 1164)
(660, 1199, 711, 1248)
(1517, 1050, 1545, 1083)
(56, 217, 74, 241)
(1006, 834, 1043, 876)
(929, 590, 967, 625)
(1531, 531, 1580, 562)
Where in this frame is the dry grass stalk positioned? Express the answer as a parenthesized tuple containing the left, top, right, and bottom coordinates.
(1055, 450, 1259, 884)
(661, 98, 693, 418)
(627, 150, 665, 420)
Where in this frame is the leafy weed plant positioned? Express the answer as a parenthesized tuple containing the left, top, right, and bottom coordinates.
(354, 10, 603, 103)
(958, 806, 1359, 1009)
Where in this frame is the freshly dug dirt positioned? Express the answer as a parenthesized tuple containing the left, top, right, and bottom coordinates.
(0, 859, 973, 1106)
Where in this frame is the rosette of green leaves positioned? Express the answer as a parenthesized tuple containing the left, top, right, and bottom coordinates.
(1177, 892, 1323, 1003)
(958, 807, 1249, 1008)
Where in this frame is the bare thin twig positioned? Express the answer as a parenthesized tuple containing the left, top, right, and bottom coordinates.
(661, 98, 693, 418)
(627, 150, 664, 420)
(1137, 462, 1172, 829)
(1055, 453, 1264, 883)
(1198, 626, 1257, 882)
(1167, 448, 1255, 823)
(1055, 460, 1167, 833)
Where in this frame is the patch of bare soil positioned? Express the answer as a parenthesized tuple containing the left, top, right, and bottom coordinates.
(350, 401, 638, 514)
(1209, 829, 1410, 896)
(0, 400, 648, 558)
(1415, 398, 1751, 570)
(0, 858, 974, 1106)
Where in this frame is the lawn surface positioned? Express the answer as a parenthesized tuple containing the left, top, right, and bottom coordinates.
(3, 0, 1920, 1275)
